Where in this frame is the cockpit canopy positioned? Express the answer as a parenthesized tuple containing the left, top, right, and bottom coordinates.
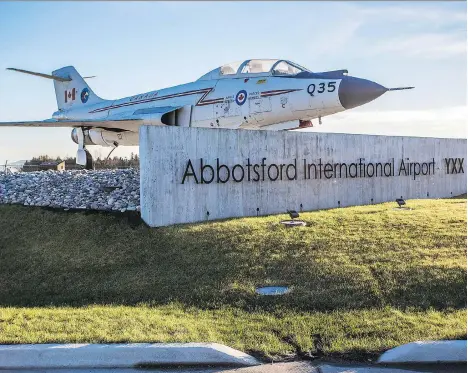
(197, 59, 310, 81)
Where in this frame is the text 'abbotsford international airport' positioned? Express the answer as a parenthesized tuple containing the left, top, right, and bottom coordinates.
(181, 157, 465, 184)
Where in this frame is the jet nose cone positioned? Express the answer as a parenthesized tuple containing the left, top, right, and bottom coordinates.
(338, 76, 388, 110)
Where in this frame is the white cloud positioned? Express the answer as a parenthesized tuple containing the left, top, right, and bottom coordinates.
(307, 19, 365, 58)
(341, 3, 467, 60)
(299, 106, 467, 139)
(373, 33, 466, 59)
(360, 4, 466, 25)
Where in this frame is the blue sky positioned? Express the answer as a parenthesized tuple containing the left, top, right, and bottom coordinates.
(0, 1, 466, 163)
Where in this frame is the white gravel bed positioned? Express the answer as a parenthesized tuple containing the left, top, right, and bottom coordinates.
(0, 169, 140, 212)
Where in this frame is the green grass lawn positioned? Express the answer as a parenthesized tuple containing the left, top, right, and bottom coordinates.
(0, 197, 466, 361)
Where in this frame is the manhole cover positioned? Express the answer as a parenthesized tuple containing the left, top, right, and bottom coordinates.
(256, 286, 290, 296)
(280, 220, 306, 227)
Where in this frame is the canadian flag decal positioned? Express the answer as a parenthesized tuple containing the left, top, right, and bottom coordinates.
(65, 88, 76, 103)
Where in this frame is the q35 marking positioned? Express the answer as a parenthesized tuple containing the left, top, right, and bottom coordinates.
(307, 81, 337, 96)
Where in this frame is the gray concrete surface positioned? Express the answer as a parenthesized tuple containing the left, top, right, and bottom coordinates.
(140, 126, 466, 227)
(319, 362, 467, 373)
(0, 343, 259, 370)
(378, 341, 467, 363)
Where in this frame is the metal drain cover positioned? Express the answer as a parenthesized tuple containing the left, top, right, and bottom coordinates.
(256, 286, 290, 295)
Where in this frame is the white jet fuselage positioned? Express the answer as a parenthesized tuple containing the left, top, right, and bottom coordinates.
(61, 75, 344, 139)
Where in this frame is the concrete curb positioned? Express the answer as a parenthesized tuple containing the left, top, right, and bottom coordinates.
(378, 340, 467, 363)
(0, 343, 260, 369)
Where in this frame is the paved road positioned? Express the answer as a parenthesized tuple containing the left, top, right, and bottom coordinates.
(9, 362, 467, 373)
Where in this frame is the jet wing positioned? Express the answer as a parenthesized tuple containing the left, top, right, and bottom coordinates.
(0, 118, 141, 129)
(0, 106, 181, 130)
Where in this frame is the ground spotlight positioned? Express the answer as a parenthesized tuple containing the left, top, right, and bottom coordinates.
(287, 210, 299, 220)
(281, 210, 306, 227)
(395, 198, 406, 208)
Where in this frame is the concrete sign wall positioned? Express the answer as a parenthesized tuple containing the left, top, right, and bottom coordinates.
(140, 126, 466, 227)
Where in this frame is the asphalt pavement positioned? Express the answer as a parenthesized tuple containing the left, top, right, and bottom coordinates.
(7, 361, 467, 373)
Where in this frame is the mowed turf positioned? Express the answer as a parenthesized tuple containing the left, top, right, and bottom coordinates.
(0, 197, 466, 360)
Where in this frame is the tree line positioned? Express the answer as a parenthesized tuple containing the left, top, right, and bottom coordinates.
(23, 153, 140, 169)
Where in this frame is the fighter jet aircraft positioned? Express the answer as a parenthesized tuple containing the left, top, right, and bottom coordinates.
(1, 59, 413, 169)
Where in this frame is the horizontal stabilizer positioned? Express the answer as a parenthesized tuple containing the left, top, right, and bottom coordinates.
(7, 68, 72, 82)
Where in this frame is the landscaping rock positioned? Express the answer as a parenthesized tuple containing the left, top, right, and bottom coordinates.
(0, 169, 140, 213)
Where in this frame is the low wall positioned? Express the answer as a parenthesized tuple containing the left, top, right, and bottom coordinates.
(140, 126, 466, 227)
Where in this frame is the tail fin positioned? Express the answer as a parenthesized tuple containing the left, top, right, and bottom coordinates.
(52, 66, 103, 110)
(7, 66, 104, 111)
